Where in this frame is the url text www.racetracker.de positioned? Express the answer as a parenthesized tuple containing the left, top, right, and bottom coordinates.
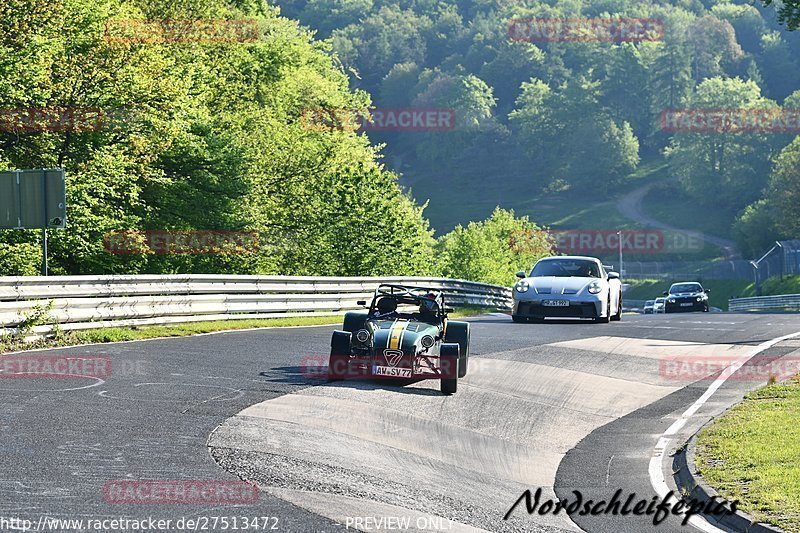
(504, 488, 738, 526)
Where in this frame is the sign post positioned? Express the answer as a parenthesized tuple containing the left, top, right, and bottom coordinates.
(0, 169, 67, 276)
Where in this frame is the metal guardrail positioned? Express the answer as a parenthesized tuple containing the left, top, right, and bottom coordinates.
(0, 275, 513, 338)
(728, 294, 800, 312)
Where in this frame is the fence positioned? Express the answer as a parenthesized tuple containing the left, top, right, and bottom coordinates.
(0, 275, 513, 339)
(621, 260, 753, 281)
(728, 294, 800, 312)
(750, 240, 800, 294)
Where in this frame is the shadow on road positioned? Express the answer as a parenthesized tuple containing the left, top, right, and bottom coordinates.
(260, 367, 444, 396)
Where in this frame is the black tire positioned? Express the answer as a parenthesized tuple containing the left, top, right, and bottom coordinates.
(595, 297, 611, 323)
(611, 292, 622, 321)
(512, 315, 527, 323)
(444, 321, 470, 378)
(440, 343, 459, 395)
(328, 331, 351, 382)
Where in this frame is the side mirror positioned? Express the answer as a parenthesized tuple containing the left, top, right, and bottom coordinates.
(704, 288, 711, 293)
(356, 300, 367, 306)
(516, 271, 526, 279)
(607, 271, 620, 280)
(444, 306, 455, 314)
(662, 291, 668, 296)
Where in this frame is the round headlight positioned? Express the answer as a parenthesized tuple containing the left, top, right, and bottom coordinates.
(696, 296, 702, 302)
(515, 281, 529, 293)
(420, 335, 435, 349)
(355, 329, 370, 343)
(668, 298, 676, 303)
(588, 281, 602, 294)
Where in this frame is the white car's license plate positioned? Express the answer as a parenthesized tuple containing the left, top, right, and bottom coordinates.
(542, 300, 570, 307)
(680, 302, 693, 307)
(373, 365, 412, 377)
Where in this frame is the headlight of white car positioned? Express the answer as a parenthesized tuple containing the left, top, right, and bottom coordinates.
(588, 281, 602, 294)
(514, 281, 529, 293)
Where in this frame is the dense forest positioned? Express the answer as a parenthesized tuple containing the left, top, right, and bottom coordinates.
(2, 0, 800, 283)
(275, 0, 800, 257)
(0, 0, 550, 282)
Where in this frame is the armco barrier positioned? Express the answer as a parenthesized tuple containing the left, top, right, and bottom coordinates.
(0, 275, 512, 338)
(728, 294, 800, 312)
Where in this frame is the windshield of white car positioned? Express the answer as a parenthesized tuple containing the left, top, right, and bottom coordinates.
(670, 283, 703, 294)
(531, 259, 601, 278)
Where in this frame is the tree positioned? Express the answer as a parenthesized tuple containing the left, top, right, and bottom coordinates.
(435, 208, 552, 286)
(687, 16, 744, 83)
(766, 136, 800, 237)
(759, 0, 800, 30)
(0, 0, 436, 277)
(510, 75, 639, 193)
(664, 77, 782, 210)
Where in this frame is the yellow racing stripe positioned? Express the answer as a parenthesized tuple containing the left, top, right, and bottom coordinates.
(388, 320, 408, 350)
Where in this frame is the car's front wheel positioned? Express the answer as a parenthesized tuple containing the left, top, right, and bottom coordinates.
(595, 297, 611, 323)
(440, 344, 460, 395)
(328, 330, 352, 382)
(611, 292, 622, 321)
(512, 315, 527, 323)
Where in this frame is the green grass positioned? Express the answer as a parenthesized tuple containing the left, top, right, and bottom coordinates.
(696, 376, 800, 531)
(762, 275, 800, 296)
(641, 182, 739, 241)
(0, 306, 495, 354)
(407, 157, 669, 235)
(623, 279, 755, 311)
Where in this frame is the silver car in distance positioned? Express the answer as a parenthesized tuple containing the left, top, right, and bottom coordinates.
(512, 256, 623, 323)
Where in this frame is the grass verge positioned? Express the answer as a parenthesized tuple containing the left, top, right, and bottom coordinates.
(0, 305, 495, 354)
(696, 375, 800, 531)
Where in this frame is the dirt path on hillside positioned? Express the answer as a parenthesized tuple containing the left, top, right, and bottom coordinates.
(617, 183, 741, 260)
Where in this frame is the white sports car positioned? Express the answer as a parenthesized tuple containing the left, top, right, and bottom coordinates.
(512, 256, 623, 323)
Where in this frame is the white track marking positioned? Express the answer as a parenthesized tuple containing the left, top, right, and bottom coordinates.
(648, 330, 800, 533)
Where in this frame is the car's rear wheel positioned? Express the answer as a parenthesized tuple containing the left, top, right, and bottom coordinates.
(512, 315, 527, 323)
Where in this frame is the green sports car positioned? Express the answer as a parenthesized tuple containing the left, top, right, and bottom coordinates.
(328, 284, 471, 395)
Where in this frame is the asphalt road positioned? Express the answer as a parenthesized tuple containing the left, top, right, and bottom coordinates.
(2, 313, 799, 533)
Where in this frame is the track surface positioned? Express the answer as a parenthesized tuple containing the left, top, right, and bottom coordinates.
(2, 313, 799, 532)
